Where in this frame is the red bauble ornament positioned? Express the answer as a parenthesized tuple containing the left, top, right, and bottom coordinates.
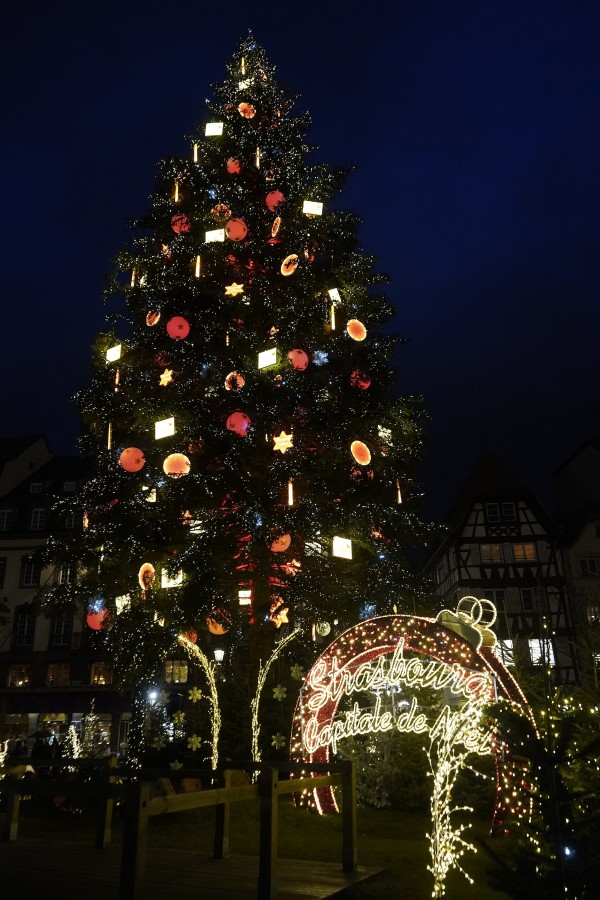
(226, 158, 242, 174)
(351, 440, 371, 466)
(224, 371, 246, 391)
(238, 102, 256, 119)
(226, 411, 251, 436)
(163, 453, 191, 478)
(211, 203, 231, 221)
(119, 448, 145, 472)
(86, 604, 109, 631)
(265, 190, 285, 212)
(179, 628, 198, 645)
(171, 213, 191, 234)
(281, 254, 299, 276)
(225, 218, 248, 242)
(287, 349, 309, 371)
(206, 608, 232, 635)
(270, 533, 291, 553)
(350, 370, 371, 390)
(166, 316, 190, 340)
(138, 563, 156, 591)
(347, 319, 367, 341)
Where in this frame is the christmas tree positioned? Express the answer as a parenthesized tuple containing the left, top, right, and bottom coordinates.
(41, 35, 431, 760)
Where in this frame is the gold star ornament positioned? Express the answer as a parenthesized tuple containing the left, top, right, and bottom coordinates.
(225, 282, 245, 297)
(273, 430, 293, 454)
(159, 368, 174, 386)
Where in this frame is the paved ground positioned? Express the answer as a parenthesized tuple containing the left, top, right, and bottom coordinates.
(0, 837, 381, 900)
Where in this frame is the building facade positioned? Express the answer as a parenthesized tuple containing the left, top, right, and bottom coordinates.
(0, 436, 130, 751)
(425, 453, 578, 683)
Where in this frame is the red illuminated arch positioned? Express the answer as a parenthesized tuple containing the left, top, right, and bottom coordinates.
(290, 614, 531, 818)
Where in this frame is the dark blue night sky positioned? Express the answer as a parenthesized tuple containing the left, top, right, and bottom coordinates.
(2, 1, 598, 517)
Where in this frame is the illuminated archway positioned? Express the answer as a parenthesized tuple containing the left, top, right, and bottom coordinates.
(290, 610, 532, 826)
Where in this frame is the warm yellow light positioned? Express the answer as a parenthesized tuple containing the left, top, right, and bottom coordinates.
(273, 430, 294, 454)
(106, 344, 122, 363)
(195, 255, 201, 277)
(255, 146, 261, 168)
(332, 536, 352, 559)
(287, 479, 294, 506)
(328, 288, 341, 304)
(396, 480, 403, 504)
(205, 228, 225, 242)
(193, 142, 198, 162)
(155, 416, 175, 440)
(174, 181, 179, 202)
(238, 589, 252, 606)
(225, 282, 244, 296)
(303, 200, 323, 216)
(107, 422, 112, 450)
(205, 122, 223, 136)
(258, 347, 277, 369)
(130, 268, 137, 287)
(161, 569, 183, 588)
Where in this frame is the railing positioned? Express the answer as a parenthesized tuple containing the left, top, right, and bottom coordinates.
(119, 760, 357, 900)
(1, 757, 357, 900)
(0, 755, 121, 847)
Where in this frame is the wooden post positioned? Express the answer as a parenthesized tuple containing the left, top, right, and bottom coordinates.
(96, 753, 118, 849)
(213, 769, 232, 859)
(257, 767, 278, 900)
(119, 780, 151, 900)
(1, 784, 21, 842)
(341, 760, 358, 872)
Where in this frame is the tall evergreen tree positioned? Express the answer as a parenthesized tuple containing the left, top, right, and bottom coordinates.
(41, 35, 431, 758)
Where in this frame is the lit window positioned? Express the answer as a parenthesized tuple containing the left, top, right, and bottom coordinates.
(59, 563, 77, 585)
(513, 543, 536, 562)
(481, 544, 503, 563)
(30, 508, 47, 531)
(529, 639, 555, 667)
(0, 509, 12, 531)
(30, 482, 43, 494)
(91, 662, 112, 685)
(494, 639, 514, 667)
(46, 662, 70, 685)
(580, 558, 598, 577)
(8, 664, 30, 687)
(165, 659, 189, 683)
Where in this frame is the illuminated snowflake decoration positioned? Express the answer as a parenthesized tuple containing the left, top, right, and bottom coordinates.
(187, 734, 202, 751)
(273, 684, 287, 701)
(188, 687, 203, 702)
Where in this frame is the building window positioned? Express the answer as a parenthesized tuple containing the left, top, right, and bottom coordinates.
(486, 503, 500, 523)
(8, 664, 31, 687)
(580, 558, 598, 577)
(521, 588, 535, 612)
(63, 481, 77, 492)
(587, 605, 600, 625)
(30, 482, 43, 494)
(21, 558, 42, 587)
(0, 557, 6, 589)
(53, 612, 73, 646)
(481, 544, 503, 563)
(14, 607, 35, 646)
(486, 502, 516, 523)
(529, 639, 556, 667)
(46, 662, 70, 685)
(0, 509, 13, 531)
(58, 562, 77, 585)
(513, 543, 536, 562)
(494, 639, 514, 667)
(483, 589, 505, 612)
(165, 659, 189, 683)
(64, 511, 77, 529)
(91, 662, 112, 685)
(30, 508, 47, 531)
